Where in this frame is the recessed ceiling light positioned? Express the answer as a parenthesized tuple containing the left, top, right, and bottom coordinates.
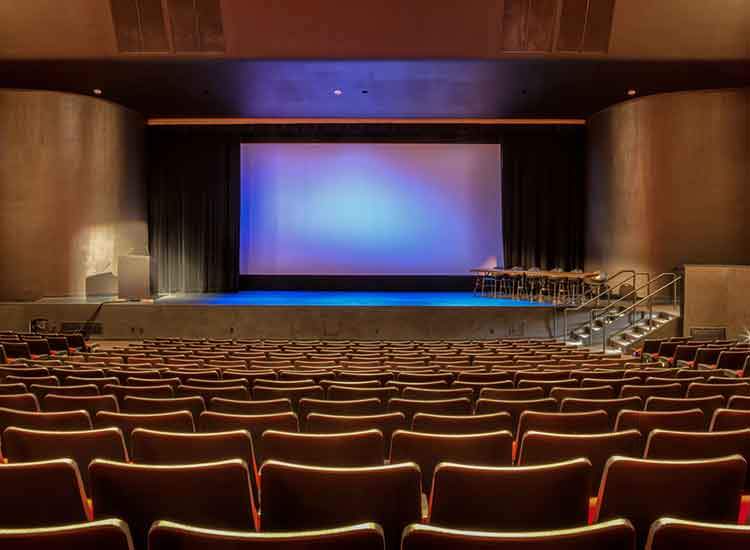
(333, 89, 343, 96)
(627, 89, 637, 96)
(93, 88, 102, 95)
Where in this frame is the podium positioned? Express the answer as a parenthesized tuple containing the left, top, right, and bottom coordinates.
(118, 255, 155, 300)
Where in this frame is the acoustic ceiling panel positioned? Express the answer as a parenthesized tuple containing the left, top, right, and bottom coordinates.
(502, 0, 528, 51)
(583, 0, 616, 52)
(557, 0, 588, 51)
(139, 0, 170, 51)
(110, 0, 142, 52)
(526, 0, 557, 52)
(196, 0, 225, 52)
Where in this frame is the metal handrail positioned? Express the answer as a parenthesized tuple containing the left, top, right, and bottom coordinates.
(562, 270, 636, 341)
(599, 274, 682, 352)
(592, 272, 678, 321)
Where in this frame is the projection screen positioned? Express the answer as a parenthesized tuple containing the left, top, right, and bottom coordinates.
(239, 143, 502, 275)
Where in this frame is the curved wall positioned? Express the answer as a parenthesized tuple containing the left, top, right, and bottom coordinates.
(0, 90, 146, 300)
(586, 88, 750, 276)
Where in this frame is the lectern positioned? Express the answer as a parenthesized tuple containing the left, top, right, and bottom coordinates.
(118, 255, 154, 300)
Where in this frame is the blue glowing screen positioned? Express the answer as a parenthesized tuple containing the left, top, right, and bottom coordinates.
(240, 143, 502, 275)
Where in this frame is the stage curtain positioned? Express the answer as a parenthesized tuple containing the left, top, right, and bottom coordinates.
(148, 129, 240, 293)
(501, 128, 586, 270)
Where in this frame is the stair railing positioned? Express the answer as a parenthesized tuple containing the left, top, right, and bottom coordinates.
(562, 270, 637, 342)
(595, 273, 681, 351)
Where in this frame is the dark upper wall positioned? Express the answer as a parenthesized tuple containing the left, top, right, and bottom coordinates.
(585, 88, 750, 277)
(0, 90, 147, 300)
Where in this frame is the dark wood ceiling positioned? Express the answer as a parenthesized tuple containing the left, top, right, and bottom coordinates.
(1, 58, 748, 119)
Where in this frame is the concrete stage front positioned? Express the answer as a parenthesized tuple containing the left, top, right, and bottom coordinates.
(0, 291, 558, 340)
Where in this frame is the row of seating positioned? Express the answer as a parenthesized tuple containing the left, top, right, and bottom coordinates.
(5, 516, 750, 550)
(2, 451, 749, 548)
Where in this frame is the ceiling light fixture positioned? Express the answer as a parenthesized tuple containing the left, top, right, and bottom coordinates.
(93, 88, 102, 95)
(333, 89, 343, 96)
(627, 89, 637, 96)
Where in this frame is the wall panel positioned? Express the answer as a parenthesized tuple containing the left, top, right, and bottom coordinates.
(0, 90, 147, 300)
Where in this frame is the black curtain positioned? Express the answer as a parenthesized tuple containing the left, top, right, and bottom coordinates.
(501, 127, 586, 271)
(148, 128, 240, 293)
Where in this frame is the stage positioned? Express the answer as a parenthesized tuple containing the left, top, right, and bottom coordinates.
(0, 291, 559, 341)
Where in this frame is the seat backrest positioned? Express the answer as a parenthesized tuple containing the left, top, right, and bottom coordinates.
(620, 383, 683, 400)
(560, 397, 643, 429)
(0, 518, 134, 550)
(728, 395, 750, 410)
(95, 411, 194, 454)
(645, 427, 750, 493)
(260, 460, 420, 550)
(32, 384, 100, 398)
(305, 412, 407, 458)
(390, 429, 513, 493)
(549, 385, 615, 402)
(176, 384, 251, 402)
(327, 385, 398, 402)
(104, 384, 174, 404)
(0, 407, 92, 436)
(0, 392, 39, 411)
(479, 387, 545, 401)
(595, 455, 747, 548)
(457, 371, 513, 383)
(518, 430, 643, 496)
(298, 398, 383, 422)
(614, 409, 705, 435)
(252, 386, 324, 409)
(401, 387, 474, 401)
(387, 398, 472, 424)
(645, 517, 750, 550)
(261, 429, 383, 468)
(122, 396, 206, 420)
(42, 394, 118, 418)
(429, 459, 592, 531)
(90, 458, 257, 550)
(411, 412, 512, 434)
(198, 411, 299, 465)
(209, 397, 293, 415)
(716, 351, 750, 371)
(0, 383, 30, 395)
(149, 519, 384, 550)
(711, 408, 750, 431)
(2, 426, 127, 495)
(688, 382, 750, 400)
(474, 398, 558, 434)
(0, 458, 89, 527)
(401, 520, 635, 550)
(516, 410, 610, 443)
(645, 396, 724, 428)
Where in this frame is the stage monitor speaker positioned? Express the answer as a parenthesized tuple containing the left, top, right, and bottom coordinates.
(118, 255, 154, 300)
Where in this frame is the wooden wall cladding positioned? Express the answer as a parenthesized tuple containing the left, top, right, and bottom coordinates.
(501, 0, 615, 53)
(110, 0, 224, 54)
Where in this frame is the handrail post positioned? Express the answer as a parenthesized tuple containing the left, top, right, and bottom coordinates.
(563, 309, 568, 343)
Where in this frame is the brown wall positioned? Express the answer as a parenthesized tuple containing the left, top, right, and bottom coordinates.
(0, 89, 147, 300)
(585, 88, 750, 277)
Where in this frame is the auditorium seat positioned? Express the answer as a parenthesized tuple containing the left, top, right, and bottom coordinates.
(614, 409, 705, 435)
(401, 387, 474, 401)
(401, 519, 635, 550)
(260, 460, 420, 550)
(105, 384, 175, 404)
(198, 411, 298, 465)
(411, 411, 512, 434)
(90, 458, 257, 549)
(124, 375, 179, 388)
(518, 430, 643, 496)
(0, 408, 92, 438)
(0, 382, 29, 395)
(2, 426, 128, 495)
(711, 408, 750, 431)
(729, 395, 750, 410)
(42, 394, 118, 417)
(320, 379, 382, 392)
(166, 370, 220, 384)
(620, 383, 683, 400)
(122, 395, 206, 420)
(223, 370, 278, 386)
(298, 397, 383, 424)
(387, 398, 472, 424)
(474, 398, 558, 434)
(428, 459, 592, 530)
(176, 384, 251, 402)
(64, 376, 119, 392)
(95, 411, 194, 453)
(210, 397, 293, 415)
(645, 517, 750, 550)
(457, 371, 514, 383)
(386, 380, 451, 392)
(327, 385, 398, 402)
(185, 378, 250, 388)
(516, 410, 610, 443)
(594, 455, 747, 548)
(0, 392, 39, 411)
(687, 382, 750, 400)
(252, 386, 324, 409)
(0, 366, 51, 378)
(305, 412, 407, 458)
(253, 379, 317, 389)
(0, 459, 89, 527)
(390, 430, 513, 493)
(645, 396, 724, 428)
(479, 387, 545, 401)
(644, 428, 750, 489)
(262, 429, 384, 467)
(518, 379, 579, 396)
(560, 397, 643, 429)
(580, 376, 642, 395)
(550, 385, 616, 402)
(396, 372, 453, 384)
(149, 520, 385, 550)
(0, 518, 134, 550)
